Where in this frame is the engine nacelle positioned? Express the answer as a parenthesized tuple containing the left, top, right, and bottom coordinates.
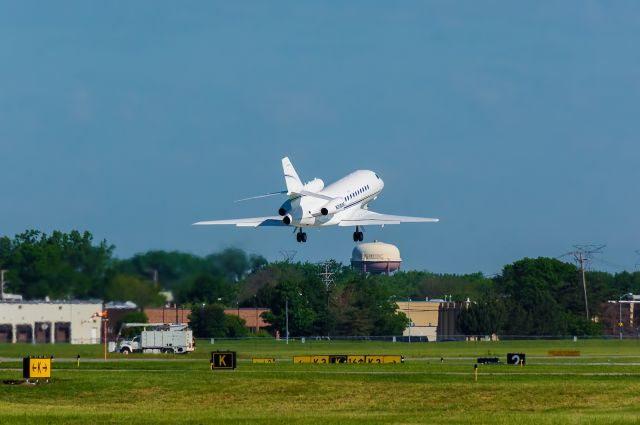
(320, 198, 345, 216)
(282, 214, 293, 225)
(303, 178, 325, 193)
(278, 199, 293, 216)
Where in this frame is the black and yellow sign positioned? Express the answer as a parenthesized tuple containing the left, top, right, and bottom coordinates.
(210, 351, 236, 370)
(252, 357, 275, 364)
(347, 355, 366, 364)
(366, 355, 403, 364)
(23, 357, 51, 379)
(294, 354, 404, 364)
(329, 355, 348, 364)
(311, 355, 329, 364)
(293, 355, 329, 364)
(292, 355, 311, 364)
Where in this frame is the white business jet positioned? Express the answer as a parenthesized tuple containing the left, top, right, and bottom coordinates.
(194, 157, 439, 243)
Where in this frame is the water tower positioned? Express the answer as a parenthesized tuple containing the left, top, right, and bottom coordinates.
(351, 241, 402, 275)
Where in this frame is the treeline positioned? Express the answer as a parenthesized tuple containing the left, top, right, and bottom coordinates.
(1, 230, 639, 337)
(457, 257, 640, 336)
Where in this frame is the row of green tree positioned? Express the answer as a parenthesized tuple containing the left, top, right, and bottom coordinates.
(2, 230, 639, 337)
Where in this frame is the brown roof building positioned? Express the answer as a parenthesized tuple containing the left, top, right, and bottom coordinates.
(144, 306, 270, 332)
(224, 308, 270, 332)
(144, 306, 192, 324)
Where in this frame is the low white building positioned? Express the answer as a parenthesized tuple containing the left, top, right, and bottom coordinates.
(0, 300, 103, 344)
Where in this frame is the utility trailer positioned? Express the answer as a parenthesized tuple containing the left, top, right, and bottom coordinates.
(115, 323, 194, 354)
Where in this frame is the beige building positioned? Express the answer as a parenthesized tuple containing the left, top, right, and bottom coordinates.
(396, 300, 440, 341)
(396, 300, 461, 341)
(0, 300, 103, 344)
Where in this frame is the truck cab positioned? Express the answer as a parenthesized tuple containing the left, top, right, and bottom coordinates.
(119, 335, 141, 354)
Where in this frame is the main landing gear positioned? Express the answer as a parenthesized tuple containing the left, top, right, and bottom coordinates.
(353, 226, 364, 242)
(296, 228, 307, 243)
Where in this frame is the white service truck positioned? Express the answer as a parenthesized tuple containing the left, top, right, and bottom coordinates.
(116, 323, 195, 354)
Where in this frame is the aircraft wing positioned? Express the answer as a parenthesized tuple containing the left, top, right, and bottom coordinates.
(193, 216, 287, 227)
(338, 209, 439, 226)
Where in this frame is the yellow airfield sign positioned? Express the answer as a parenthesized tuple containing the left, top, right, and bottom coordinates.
(365, 355, 403, 364)
(252, 358, 275, 364)
(293, 354, 404, 364)
(23, 357, 52, 379)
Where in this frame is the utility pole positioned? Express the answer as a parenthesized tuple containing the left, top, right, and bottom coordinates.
(565, 244, 606, 321)
(575, 251, 589, 320)
(145, 268, 158, 286)
(0, 270, 7, 300)
(318, 260, 336, 336)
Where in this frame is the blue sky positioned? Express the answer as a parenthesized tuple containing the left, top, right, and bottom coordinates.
(1, 2, 638, 274)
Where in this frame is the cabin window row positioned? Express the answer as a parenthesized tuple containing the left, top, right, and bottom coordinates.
(345, 185, 370, 201)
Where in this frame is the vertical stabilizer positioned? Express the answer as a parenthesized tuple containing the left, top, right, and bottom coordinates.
(282, 157, 303, 194)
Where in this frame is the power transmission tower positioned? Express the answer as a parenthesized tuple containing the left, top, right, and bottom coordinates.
(635, 250, 640, 271)
(565, 244, 605, 321)
(318, 260, 336, 292)
(279, 250, 297, 263)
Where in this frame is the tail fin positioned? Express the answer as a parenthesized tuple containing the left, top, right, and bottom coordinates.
(282, 157, 303, 194)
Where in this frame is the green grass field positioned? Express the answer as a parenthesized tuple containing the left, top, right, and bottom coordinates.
(2, 339, 640, 424)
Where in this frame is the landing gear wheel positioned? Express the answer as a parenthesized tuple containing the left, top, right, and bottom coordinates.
(296, 230, 307, 243)
(353, 229, 364, 242)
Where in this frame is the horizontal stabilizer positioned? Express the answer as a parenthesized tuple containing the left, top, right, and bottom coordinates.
(193, 216, 287, 227)
(234, 190, 287, 203)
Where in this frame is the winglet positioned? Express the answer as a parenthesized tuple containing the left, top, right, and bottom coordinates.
(282, 157, 303, 195)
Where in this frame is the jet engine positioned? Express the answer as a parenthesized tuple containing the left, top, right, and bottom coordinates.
(303, 178, 324, 193)
(278, 199, 293, 216)
(320, 198, 344, 216)
(282, 214, 293, 225)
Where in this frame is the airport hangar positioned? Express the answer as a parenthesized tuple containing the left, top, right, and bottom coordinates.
(0, 300, 103, 344)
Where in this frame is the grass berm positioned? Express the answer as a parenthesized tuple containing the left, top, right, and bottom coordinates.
(1, 339, 640, 424)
